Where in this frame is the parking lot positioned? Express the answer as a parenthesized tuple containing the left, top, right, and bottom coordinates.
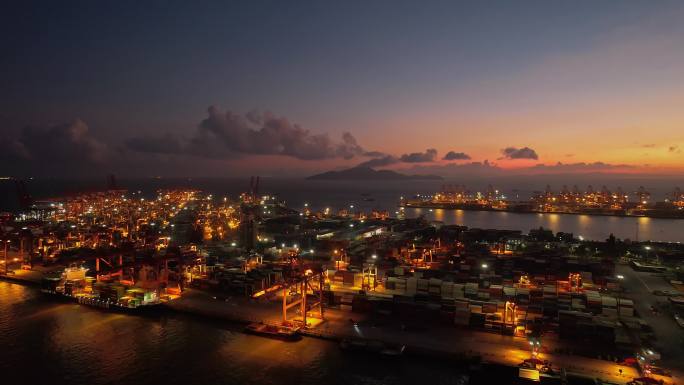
(616, 263, 684, 371)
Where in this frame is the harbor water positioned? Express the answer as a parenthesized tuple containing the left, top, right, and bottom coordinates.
(0, 282, 469, 385)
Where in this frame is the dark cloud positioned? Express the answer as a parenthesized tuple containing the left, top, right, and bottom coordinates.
(356, 155, 399, 168)
(642, 143, 656, 148)
(2, 119, 107, 163)
(362, 150, 386, 157)
(442, 151, 471, 161)
(669, 145, 680, 153)
(399, 148, 437, 163)
(500, 146, 539, 160)
(356, 148, 440, 168)
(194, 107, 364, 160)
(127, 106, 365, 161)
(0, 120, 107, 175)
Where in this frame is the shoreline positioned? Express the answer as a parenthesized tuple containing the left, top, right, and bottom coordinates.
(402, 203, 684, 220)
(1, 273, 661, 385)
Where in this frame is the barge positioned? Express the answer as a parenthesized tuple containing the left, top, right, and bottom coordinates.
(244, 322, 302, 341)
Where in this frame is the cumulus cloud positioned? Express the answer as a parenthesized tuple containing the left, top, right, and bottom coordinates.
(399, 148, 437, 163)
(356, 155, 399, 168)
(356, 148, 440, 168)
(442, 151, 471, 161)
(0, 119, 109, 176)
(127, 106, 365, 161)
(196, 107, 366, 160)
(1, 119, 107, 165)
(362, 150, 386, 157)
(500, 146, 539, 160)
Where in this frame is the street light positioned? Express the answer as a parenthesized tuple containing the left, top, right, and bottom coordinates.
(644, 245, 652, 262)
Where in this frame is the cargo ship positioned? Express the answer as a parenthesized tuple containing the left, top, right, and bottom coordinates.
(243, 322, 301, 341)
(40, 265, 166, 314)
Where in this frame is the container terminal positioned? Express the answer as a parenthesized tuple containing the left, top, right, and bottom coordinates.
(1, 178, 684, 385)
(402, 184, 684, 219)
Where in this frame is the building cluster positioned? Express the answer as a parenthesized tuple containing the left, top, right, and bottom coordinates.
(2, 189, 197, 263)
(182, 196, 684, 364)
(403, 184, 684, 218)
(530, 185, 650, 211)
(2, 188, 200, 308)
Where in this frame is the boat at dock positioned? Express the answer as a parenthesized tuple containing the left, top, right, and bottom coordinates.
(40, 266, 166, 314)
(243, 322, 302, 341)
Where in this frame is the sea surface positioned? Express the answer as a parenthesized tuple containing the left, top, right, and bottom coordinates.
(0, 282, 470, 385)
(1, 177, 683, 242)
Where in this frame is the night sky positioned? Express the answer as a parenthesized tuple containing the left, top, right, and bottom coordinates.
(2, 0, 684, 178)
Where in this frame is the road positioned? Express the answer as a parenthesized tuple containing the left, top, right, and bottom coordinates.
(616, 263, 684, 382)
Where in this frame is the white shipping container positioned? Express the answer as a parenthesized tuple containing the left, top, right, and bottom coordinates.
(618, 298, 634, 307)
